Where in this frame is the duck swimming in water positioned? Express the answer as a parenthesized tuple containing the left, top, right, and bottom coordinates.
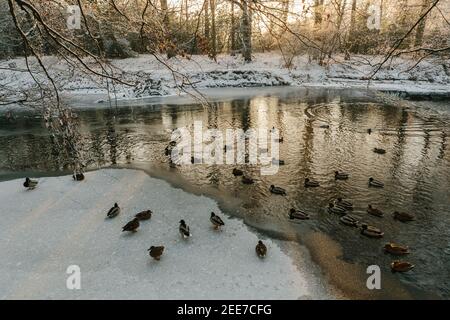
(384, 243, 409, 255)
(393, 211, 415, 222)
(122, 218, 140, 232)
(270, 185, 286, 195)
(367, 205, 384, 217)
(335, 171, 349, 180)
(179, 220, 191, 238)
(340, 215, 359, 227)
(373, 148, 386, 154)
(360, 224, 384, 238)
(328, 203, 346, 215)
(304, 178, 320, 187)
(369, 177, 384, 188)
(335, 197, 353, 210)
(255, 240, 267, 258)
(148, 246, 165, 261)
(391, 260, 414, 273)
(23, 177, 38, 190)
(210, 212, 225, 230)
(289, 208, 310, 220)
(135, 210, 152, 221)
(107, 203, 120, 218)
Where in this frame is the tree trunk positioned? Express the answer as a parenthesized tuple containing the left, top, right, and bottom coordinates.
(414, 0, 430, 47)
(314, 0, 324, 26)
(160, 0, 169, 28)
(204, 0, 209, 40)
(230, 1, 236, 54)
(210, 0, 217, 60)
(241, 0, 252, 62)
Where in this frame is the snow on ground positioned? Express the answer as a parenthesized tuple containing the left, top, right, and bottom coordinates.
(1, 52, 449, 106)
(0, 169, 331, 299)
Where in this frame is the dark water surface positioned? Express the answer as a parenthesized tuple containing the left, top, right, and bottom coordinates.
(1, 88, 449, 298)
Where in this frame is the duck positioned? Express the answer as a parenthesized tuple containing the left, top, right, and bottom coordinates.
(179, 220, 191, 238)
(242, 176, 254, 184)
(335, 171, 349, 180)
(135, 210, 152, 220)
(335, 197, 353, 210)
(122, 218, 140, 232)
(320, 124, 330, 129)
(339, 215, 359, 227)
(210, 212, 225, 230)
(328, 203, 346, 215)
(272, 158, 285, 165)
(367, 205, 384, 217)
(107, 203, 120, 218)
(23, 177, 38, 190)
(304, 178, 320, 187)
(232, 168, 243, 176)
(148, 246, 165, 261)
(391, 260, 415, 273)
(368, 128, 372, 134)
(289, 208, 310, 220)
(393, 211, 415, 222)
(275, 137, 284, 143)
(360, 224, 384, 238)
(368, 177, 384, 188)
(73, 173, 85, 181)
(255, 240, 267, 258)
(269, 185, 286, 195)
(373, 147, 386, 154)
(384, 243, 410, 255)
(169, 140, 177, 147)
(164, 146, 172, 156)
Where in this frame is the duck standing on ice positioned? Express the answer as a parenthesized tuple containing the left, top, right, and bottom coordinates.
(122, 218, 140, 232)
(179, 220, 191, 238)
(23, 177, 38, 190)
(210, 212, 225, 230)
(107, 203, 120, 218)
(255, 240, 267, 258)
(148, 246, 165, 261)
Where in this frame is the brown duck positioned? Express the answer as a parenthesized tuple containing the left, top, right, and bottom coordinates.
(148, 246, 165, 260)
(393, 211, 415, 222)
(135, 210, 152, 220)
(367, 205, 384, 217)
(122, 218, 140, 232)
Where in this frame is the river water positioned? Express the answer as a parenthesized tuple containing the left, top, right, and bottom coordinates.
(1, 87, 449, 299)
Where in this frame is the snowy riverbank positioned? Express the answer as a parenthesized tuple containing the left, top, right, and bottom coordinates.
(0, 169, 333, 299)
(1, 53, 449, 107)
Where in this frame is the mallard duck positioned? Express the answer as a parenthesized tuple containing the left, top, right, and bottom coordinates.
(135, 210, 152, 220)
(232, 168, 243, 176)
(328, 203, 346, 215)
(320, 124, 330, 129)
(340, 215, 359, 227)
(393, 211, 415, 222)
(304, 178, 320, 187)
(335, 197, 353, 210)
(242, 176, 254, 184)
(179, 220, 191, 238)
(384, 243, 409, 255)
(289, 208, 310, 220)
(210, 212, 225, 229)
(369, 177, 384, 188)
(148, 246, 165, 261)
(367, 205, 384, 217)
(367, 128, 372, 134)
(23, 177, 38, 190)
(391, 260, 414, 273)
(73, 173, 85, 181)
(164, 146, 171, 156)
(360, 224, 384, 238)
(335, 171, 349, 180)
(373, 148, 386, 154)
(270, 185, 286, 195)
(255, 240, 267, 258)
(122, 218, 140, 232)
(272, 158, 285, 165)
(107, 203, 120, 218)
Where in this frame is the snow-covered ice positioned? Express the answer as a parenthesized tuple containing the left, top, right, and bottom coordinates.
(0, 169, 331, 299)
